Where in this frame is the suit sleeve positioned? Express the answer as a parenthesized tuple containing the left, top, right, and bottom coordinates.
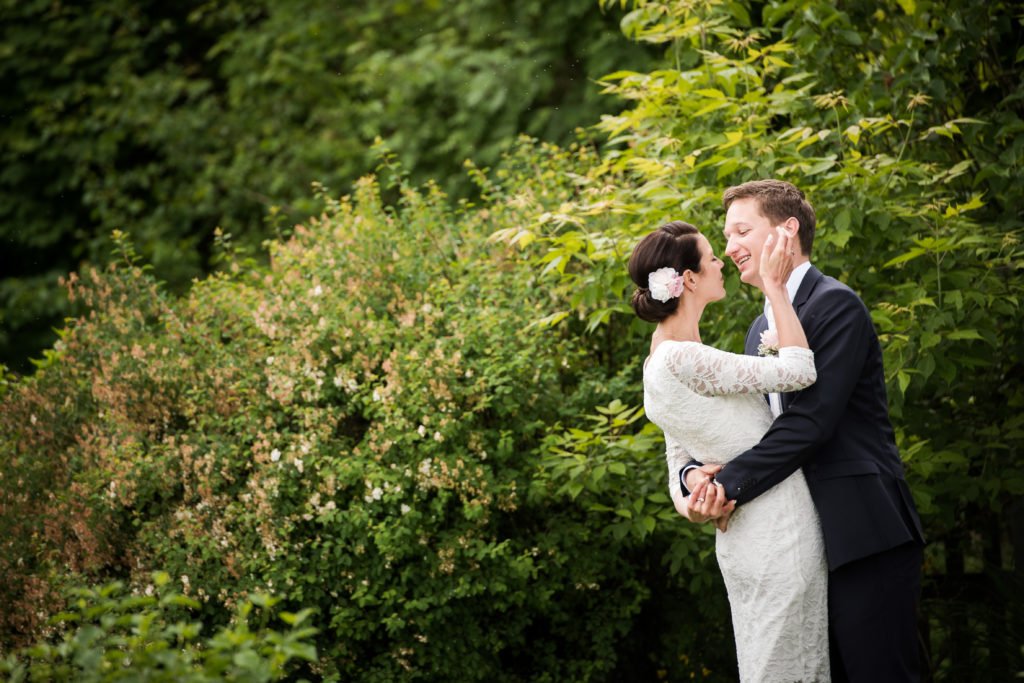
(714, 287, 875, 504)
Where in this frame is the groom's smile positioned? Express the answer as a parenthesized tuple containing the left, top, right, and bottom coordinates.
(723, 197, 776, 290)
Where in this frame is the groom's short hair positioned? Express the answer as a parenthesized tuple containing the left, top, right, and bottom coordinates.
(723, 180, 816, 256)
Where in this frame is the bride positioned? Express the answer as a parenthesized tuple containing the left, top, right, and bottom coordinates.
(630, 221, 829, 682)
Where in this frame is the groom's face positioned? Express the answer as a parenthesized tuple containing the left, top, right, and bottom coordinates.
(723, 197, 774, 291)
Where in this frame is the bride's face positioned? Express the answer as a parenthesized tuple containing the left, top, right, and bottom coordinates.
(694, 235, 727, 303)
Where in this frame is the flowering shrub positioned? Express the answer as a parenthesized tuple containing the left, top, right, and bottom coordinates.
(0, 140, 732, 680)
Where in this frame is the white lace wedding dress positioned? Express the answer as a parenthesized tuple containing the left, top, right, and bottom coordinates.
(644, 341, 829, 683)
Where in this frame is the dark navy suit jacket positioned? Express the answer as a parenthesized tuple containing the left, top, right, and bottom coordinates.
(691, 266, 925, 571)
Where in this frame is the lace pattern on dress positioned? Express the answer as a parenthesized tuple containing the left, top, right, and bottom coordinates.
(643, 340, 829, 682)
(660, 342, 816, 397)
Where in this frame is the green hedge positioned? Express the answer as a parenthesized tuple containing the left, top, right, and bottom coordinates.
(1, 573, 317, 682)
(0, 142, 733, 680)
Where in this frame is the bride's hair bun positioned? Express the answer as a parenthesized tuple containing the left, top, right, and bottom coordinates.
(628, 221, 703, 323)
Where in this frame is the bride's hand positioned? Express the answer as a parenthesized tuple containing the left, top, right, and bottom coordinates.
(759, 226, 795, 292)
(686, 479, 735, 525)
(713, 496, 737, 532)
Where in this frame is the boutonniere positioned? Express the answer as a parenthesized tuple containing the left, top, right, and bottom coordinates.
(757, 329, 779, 356)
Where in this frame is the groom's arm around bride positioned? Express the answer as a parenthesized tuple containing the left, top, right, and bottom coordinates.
(684, 179, 926, 683)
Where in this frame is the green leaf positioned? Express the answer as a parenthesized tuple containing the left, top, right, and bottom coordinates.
(719, 130, 745, 149)
(920, 332, 941, 350)
(829, 229, 852, 248)
(804, 157, 836, 175)
(943, 193, 985, 216)
(884, 248, 926, 267)
(232, 650, 264, 672)
(834, 207, 851, 232)
(897, 370, 912, 395)
(946, 329, 983, 341)
(695, 88, 727, 99)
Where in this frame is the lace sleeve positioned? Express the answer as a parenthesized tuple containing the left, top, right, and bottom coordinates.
(663, 342, 816, 397)
(664, 433, 691, 504)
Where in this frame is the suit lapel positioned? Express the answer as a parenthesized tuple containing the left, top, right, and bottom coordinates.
(746, 314, 770, 407)
(792, 265, 823, 314)
(781, 265, 824, 411)
(746, 314, 769, 356)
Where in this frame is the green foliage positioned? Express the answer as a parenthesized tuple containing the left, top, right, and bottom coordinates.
(2, 1, 1022, 680)
(0, 138, 734, 680)
(507, 1, 1023, 679)
(536, 397, 722, 587)
(0, 572, 317, 682)
(0, 0, 654, 373)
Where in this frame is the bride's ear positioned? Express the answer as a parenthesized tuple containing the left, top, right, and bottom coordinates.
(682, 269, 698, 291)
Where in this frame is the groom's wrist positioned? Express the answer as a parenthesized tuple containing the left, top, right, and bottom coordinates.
(680, 465, 701, 495)
(713, 476, 735, 501)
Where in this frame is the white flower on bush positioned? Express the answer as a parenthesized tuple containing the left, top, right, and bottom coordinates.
(363, 479, 384, 502)
(401, 504, 411, 515)
(417, 424, 427, 437)
(270, 449, 281, 462)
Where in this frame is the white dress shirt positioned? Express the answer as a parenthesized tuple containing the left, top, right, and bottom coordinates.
(763, 261, 813, 417)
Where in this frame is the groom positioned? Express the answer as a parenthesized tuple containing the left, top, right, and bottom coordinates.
(682, 179, 926, 682)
